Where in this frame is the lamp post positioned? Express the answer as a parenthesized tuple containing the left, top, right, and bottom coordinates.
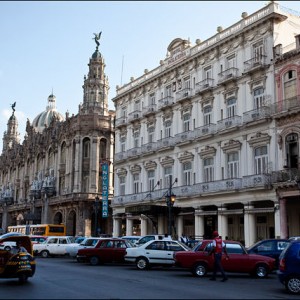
(94, 196, 100, 237)
(165, 175, 177, 236)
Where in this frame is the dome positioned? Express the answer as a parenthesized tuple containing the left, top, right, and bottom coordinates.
(32, 94, 64, 133)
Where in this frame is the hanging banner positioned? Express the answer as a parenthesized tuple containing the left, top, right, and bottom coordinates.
(102, 162, 109, 218)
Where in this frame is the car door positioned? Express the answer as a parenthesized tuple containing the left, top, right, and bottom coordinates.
(113, 240, 128, 262)
(144, 241, 168, 264)
(98, 240, 114, 262)
(165, 241, 187, 265)
(56, 238, 68, 255)
(46, 237, 59, 254)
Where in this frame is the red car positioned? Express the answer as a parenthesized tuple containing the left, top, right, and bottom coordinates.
(174, 240, 276, 278)
(76, 238, 133, 265)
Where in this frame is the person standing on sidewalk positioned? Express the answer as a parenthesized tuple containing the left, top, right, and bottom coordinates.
(208, 231, 229, 282)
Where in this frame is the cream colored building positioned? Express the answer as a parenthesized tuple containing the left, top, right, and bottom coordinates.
(112, 2, 300, 246)
(0, 39, 115, 237)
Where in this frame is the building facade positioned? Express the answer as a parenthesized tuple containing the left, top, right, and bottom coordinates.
(0, 39, 115, 237)
(112, 2, 300, 246)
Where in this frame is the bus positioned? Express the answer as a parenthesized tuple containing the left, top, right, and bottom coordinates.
(7, 224, 66, 236)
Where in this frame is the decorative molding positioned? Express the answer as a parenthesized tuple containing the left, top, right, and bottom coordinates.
(178, 151, 194, 163)
(248, 132, 271, 147)
(199, 146, 217, 159)
(130, 164, 141, 174)
(144, 160, 157, 170)
(221, 139, 242, 153)
(160, 156, 175, 167)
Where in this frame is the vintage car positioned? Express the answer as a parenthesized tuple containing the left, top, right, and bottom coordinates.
(174, 239, 276, 278)
(0, 234, 36, 283)
(76, 238, 133, 265)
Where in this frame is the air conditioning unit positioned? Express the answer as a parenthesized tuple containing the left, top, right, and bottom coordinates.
(225, 120, 232, 127)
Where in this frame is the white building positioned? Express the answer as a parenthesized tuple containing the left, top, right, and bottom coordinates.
(112, 2, 300, 246)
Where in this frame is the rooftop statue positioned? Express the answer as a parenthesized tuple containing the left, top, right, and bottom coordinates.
(11, 101, 16, 113)
(93, 31, 102, 49)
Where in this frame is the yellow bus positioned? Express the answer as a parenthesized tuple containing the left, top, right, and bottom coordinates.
(7, 224, 66, 236)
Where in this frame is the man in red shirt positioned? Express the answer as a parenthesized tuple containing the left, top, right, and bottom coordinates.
(208, 231, 229, 282)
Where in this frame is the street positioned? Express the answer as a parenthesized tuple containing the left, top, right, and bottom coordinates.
(0, 257, 297, 299)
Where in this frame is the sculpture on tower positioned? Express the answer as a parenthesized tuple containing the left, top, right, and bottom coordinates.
(93, 31, 102, 50)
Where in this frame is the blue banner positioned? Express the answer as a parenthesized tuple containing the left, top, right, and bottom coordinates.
(102, 162, 109, 218)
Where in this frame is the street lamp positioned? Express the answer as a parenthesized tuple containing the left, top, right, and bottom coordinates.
(94, 196, 100, 237)
(165, 175, 177, 236)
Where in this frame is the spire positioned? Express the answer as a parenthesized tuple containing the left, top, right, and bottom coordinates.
(80, 31, 110, 116)
(2, 102, 20, 152)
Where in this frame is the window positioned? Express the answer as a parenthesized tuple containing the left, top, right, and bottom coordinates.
(148, 126, 155, 143)
(227, 54, 235, 69)
(254, 87, 265, 109)
(166, 85, 172, 97)
(204, 66, 212, 79)
(83, 139, 90, 158)
(227, 98, 236, 118)
(183, 162, 192, 185)
(134, 100, 140, 111)
(119, 176, 125, 196)
(133, 173, 139, 193)
(204, 158, 214, 182)
(184, 77, 191, 89)
(283, 70, 297, 100)
(227, 152, 239, 178)
(149, 93, 155, 105)
(164, 166, 173, 188)
(120, 136, 126, 152)
(183, 114, 190, 132)
(148, 170, 155, 191)
(133, 131, 140, 148)
(164, 120, 172, 138)
(254, 146, 268, 174)
(203, 106, 212, 125)
(253, 41, 264, 61)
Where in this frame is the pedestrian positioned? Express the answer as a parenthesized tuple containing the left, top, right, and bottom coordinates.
(208, 231, 229, 282)
(180, 234, 188, 244)
(10, 240, 27, 255)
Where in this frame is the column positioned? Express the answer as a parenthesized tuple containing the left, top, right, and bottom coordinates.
(90, 137, 98, 192)
(177, 215, 184, 240)
(194, 211, 205, 239)
(217, 207, 228, 239)
(280, 198, 288, 239)
(73, 137, 81, 192)
(244, 205, 256, 248)
(126, 215, 133, 236)
(113, 216, 121, 237)
(274, 201, 281, 238)
(157, 215, 164, 234)
(140, 217, 147, 236)
(1, 205, 8, 231)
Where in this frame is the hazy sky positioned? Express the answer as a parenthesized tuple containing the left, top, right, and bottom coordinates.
(0, 1, 299, 150)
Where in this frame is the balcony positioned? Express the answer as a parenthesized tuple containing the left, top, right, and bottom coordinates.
(142, 104, 157, 117)
(158, 96, 174, 110)
(195, 78, 214, 94)
(141, 142, 158, 155)
(272, 96, 300, 116)
(243, 106, 271, 124)
(217, 116, 242, 131)
(115, 152, 127, 162)
(243, 55, 268, 74)
(194, 123, 217, 140)
(242, 174, 271, 188)
(156, 137, 176, 151)
(174, 130, 195, 145)
(175, 88, 192, 103)
(128, 110, 142, 123)
(115, 116, 127, 128)
(218, 67, 239, 85)
(127, 147, 141, 159)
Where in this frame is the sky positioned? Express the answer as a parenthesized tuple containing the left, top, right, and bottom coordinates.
(0, 1, 299, 151)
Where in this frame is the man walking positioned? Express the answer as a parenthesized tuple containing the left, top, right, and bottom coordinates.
(208, 231, 229, 282)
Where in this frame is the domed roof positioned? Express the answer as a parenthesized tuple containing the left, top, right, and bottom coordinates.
(32, 94, 64, 133)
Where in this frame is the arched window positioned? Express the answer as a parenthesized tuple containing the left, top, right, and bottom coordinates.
(285, 133, 298, 169)
(83, 138, 90, 158)
(100, 139, 107, 160)
(61, 142, 66, 164)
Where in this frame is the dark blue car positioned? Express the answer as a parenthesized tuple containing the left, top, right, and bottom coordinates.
(247, 239, 289, 268)
(277, 240, 300, 294)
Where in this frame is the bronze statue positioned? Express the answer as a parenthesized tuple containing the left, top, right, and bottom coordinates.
(11, 101, 16, 113)
(93, 31, 102, 48)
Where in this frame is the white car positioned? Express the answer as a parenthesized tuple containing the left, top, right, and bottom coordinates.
(124, 239, 190, 270)
(134, 234, 172, 246)
(33, 236, 76, 257)
(66, 237, 101, 258)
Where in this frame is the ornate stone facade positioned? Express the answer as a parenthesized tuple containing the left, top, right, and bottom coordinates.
(0, 36, 115, 237)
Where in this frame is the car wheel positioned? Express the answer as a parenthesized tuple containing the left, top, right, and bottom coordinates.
(136, 257, 149, 270)
(90, 256, 100, 266)
(255, 264, 268, 278)
(4, 246, 11, 251)
(18, 273, 28, 283)
(192, 263, 207, 277)
(285, 276, 300, 294)
(41, 250, 49, 258)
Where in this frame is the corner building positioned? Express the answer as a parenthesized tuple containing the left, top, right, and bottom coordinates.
(0, 41, 115, 236)
(112, 2, 300, 246)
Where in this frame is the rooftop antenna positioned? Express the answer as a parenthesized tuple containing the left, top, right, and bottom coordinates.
(120, 55, 124, 86)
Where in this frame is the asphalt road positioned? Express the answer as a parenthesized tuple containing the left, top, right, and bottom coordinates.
(0, 257, 297, 299)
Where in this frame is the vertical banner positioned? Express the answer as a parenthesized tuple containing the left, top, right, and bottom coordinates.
(102, 162, 109, 218)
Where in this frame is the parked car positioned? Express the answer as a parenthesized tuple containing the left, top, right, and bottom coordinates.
(247, 239, 290, 268)
(33, 236, 76, 257)
(66, 237, 101, 258)
(174, 239, 276, 278)
(277, 240, 300, 294)
(289, 236, 300, 241)
(76, 238, 133, 265)
(29, 235, 47, 244)
(124, 239, 190, 270)
(135, 234, 172, 246)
